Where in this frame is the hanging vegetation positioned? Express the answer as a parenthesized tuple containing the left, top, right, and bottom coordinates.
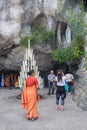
(52, 36, 85, 63)
(20, 20, 55, 47)
(52, 2, 86, 63)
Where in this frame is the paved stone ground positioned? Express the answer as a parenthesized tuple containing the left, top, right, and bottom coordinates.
(0, 88, 87, 130)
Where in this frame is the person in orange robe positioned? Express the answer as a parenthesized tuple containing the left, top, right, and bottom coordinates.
(21, 70, 39, 121)
(5, 75, 10, 87)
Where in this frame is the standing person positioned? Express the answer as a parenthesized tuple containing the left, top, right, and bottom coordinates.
(1, 73, 4, 88)
(21, 70, 39, 121)
(66, 71, 74, 95)
(5, 75, 10, 88)
(55, 70, 66, 111)
(62, 71, 66, 80)
(48, 70, 55, 95)
(9, 73, 14, 89)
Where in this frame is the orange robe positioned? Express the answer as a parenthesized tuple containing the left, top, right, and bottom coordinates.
(5, 75, 10, 87)
(14, 75, 18, 86)
(21, 76, 39, 119)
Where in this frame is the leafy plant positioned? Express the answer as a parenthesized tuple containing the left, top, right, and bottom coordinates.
(20, 36, 28, 47)
(52, 2, 86, 63)
(84, 51, 87, 69)
(20, 29, 54, 47)
(52, 34, 85, 63)
(29, 30, 54, 45)
(52, 47, 73, 63)
(64, 7, 86, 38)
(20, 20, 55, 46)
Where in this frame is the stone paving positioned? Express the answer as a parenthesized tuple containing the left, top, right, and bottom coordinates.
(0, 88, 87, 130)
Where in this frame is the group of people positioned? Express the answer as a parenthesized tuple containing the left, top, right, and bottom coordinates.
(0, 73, 18, 89)
(21, 69, 74, 121)
(47, 70, 74, 111)
(48, 70, 74, 95)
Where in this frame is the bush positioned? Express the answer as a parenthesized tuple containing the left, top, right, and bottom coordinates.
(64, 6, 86, 39)
(52, 36, 85, 63)
(52, 4, 86, 63)
(29, 30, 54, 45)
(52, 47, 73, 63)
(72, 36, 85, 59)
(20, 36, 28, 47)
(20, 22, 55, 46)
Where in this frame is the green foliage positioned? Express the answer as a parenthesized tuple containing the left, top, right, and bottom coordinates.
(31, 21, 55, 44)
(29, 30, 54, 45)
(20, 19, 55, 46)
(52, 47, 73, 63)
(57, 0, 64, 13)
(72, 36, 85, 58)
(52, 3, 86, 63)
(20, 36, 28, 47)
(78, 0, 86, 12)
(20, 18, 54, 46)
(85, 52, 87, 69)
(52, 36, 85, 63)
(64, 7, 86, 38)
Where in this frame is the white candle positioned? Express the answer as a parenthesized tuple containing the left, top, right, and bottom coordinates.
(23, 61, 25, 71)
(31, 59, 33, 69)
(27, 58, 30, 71)
(30, 49, 33, 60)
(24, 55, 26, 61)
(28, 39, 30, 50)
(33, 60, 36, 70)
(26, 49, 28, 60)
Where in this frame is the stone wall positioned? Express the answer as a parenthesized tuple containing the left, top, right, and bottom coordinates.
(0, 0, 83, 73)
(0, 0, 58, 71)
(73, 35, 87, 110)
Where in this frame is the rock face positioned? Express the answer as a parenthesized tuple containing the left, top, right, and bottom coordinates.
(34, 40, 56, 72)
(72, 11, 87, 110)
(0, 0, 79, 71)
(73, 36, 87, 111)
(0, 0, 58, 71)
(0, 0, 25, 71)
(0, 0, 85, 73)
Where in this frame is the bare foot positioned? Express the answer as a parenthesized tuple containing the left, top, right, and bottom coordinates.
(61, 106, 64, 112)
(55, 105, 59, 110)
(68, 92, 71, 96)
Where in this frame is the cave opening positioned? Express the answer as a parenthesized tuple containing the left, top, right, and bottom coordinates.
(0, 70, 19, 88)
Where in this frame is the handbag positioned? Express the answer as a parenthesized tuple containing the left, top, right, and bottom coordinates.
(64, 84, 69, 92)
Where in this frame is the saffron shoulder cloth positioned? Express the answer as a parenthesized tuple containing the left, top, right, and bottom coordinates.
(21, 77, 40, 109)
(21, 80, 28, 109)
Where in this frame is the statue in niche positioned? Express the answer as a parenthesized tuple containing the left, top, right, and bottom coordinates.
(57, 23, 61, 45)
(47, 17, 53, 31)
(65, 25, 71, 44)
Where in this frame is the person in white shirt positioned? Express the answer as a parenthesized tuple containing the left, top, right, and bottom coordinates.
(48, 70, 55, 95)
(55, 70, 66, 111)
(66, 71, 74, 94)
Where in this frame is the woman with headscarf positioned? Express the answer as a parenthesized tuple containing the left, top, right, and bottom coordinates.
(21, 70, 39, 120)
